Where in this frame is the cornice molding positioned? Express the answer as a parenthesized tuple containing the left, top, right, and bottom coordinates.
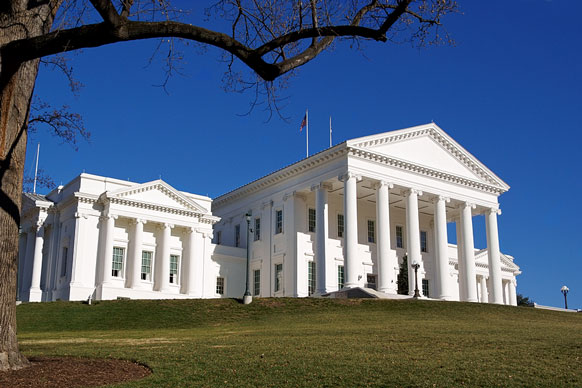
(213, 124, 509, 209)
(213, 146, 348, 207)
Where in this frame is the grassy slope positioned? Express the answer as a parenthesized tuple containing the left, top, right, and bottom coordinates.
(16, 298, 582, 388)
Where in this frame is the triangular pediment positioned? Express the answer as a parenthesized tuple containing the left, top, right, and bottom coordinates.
(348, 123, 509, 191)
(107, 180, 208, 214)
(475, 249, 519, 271)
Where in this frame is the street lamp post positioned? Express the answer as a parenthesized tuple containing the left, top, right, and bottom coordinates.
(561, 285, 569, 310)
(412, 262, 421, 298)
(243, 213, 253, 305)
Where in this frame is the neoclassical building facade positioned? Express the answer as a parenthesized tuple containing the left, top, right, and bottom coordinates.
(18, 175, 246, 302)
(211, 123, 520, 304)
(18, 123, 520, 304)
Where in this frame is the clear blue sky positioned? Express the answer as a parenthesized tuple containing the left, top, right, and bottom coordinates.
(28, 1, 581, 309)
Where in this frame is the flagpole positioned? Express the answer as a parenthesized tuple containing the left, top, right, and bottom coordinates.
(33, 143, 40, 194)
(306, 109, 309, 158)
(329, 116, 332, 147)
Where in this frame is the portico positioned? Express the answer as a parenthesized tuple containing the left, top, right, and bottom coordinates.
(212, 123, 520, 304)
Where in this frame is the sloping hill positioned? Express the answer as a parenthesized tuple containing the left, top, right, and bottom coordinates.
(16, 298, 582, 387)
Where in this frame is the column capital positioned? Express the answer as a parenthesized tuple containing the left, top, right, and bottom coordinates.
(486, 207, 502, 215)
(403, 188, 423, 197)
(373, 180, 393, 190)
(261, 200, 273, 209)
(431, 195, 450, 204)
(99, 214, 118, 222)
(129, 218, 147, 226)
(311, 182, 333, 192)
(458, 201, 476, 210)
(338, 171, 362, 182)
(283, 191, 306, 201)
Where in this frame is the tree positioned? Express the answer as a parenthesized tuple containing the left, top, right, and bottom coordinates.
(397, 255, 408, 295)
(517, 294, 534, 307)
(0, 0, 457, 370)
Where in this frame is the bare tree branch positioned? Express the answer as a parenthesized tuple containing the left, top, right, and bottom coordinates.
(89, 0, 122, 26)
(28, 97, 89, 150)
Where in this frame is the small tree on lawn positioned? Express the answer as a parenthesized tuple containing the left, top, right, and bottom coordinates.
(517, 294, 534, 307)
(397, 255, 408, 295)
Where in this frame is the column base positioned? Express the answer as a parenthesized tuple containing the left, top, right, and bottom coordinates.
(378, 287, 398, 295)
(344, 282, 359, 289)
(243, 295, 253, 305)
(28, 288, 42, 302)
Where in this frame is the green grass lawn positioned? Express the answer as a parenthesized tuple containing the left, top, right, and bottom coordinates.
(16, 298, 582, 387)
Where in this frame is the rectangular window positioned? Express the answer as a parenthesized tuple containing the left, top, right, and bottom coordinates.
(169, 254, 179, 284)
(308, 261, 316, 296)
(254, 218, 261, 241)
(367, 220, 376, 243)
(274, 263, 283, 292)
(275, 210, 283, 234)
(141, 251, 152, 281)
(308, 208, 316, 232)
(60, 247, 68, 277)
(235, 224, 241, 247)
(396, 225, 403, 248)
(112, 247, 125, 278)
(253, 269, 261, 296)
(337, 214, 344, 238)
(420, 231, 428, 253)
(216, 277, 225, 295)
(338, 265, 344, 289)
(422, 279, 429, 298)
(216, 231, 221, 245)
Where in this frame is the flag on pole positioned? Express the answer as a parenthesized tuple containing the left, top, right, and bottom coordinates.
(300, 113, 307, 132)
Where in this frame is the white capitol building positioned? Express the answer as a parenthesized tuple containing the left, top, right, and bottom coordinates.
(18, 123, 520, 305)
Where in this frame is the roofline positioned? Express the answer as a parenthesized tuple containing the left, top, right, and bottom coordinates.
(348, 122, 510, 191)
(213, 141, 348, 205)
(213, 123, 510, 207)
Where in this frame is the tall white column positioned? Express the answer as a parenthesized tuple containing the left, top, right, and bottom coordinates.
(342, 172, 359, 288)
(433, 195, 451, 300)
(479, 275, 488, 303)
(376, 181, 396, 294)
(156, 223, 172, 292)
(509, 279, 517, 306)
(99, 214, 115, 285)
(460, 202, 478, 302)
(185, 227, 204, 297)
(405, 189, 423, 296)
(455, 218, 465, 301)
(29, 224, 45, 302)
(314, 183, 331, 294)
(485, 208, 504, 304)
(127, 219, 145, 289)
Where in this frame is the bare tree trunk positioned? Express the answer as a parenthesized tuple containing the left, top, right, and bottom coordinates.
(0, 3, 54, 371)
